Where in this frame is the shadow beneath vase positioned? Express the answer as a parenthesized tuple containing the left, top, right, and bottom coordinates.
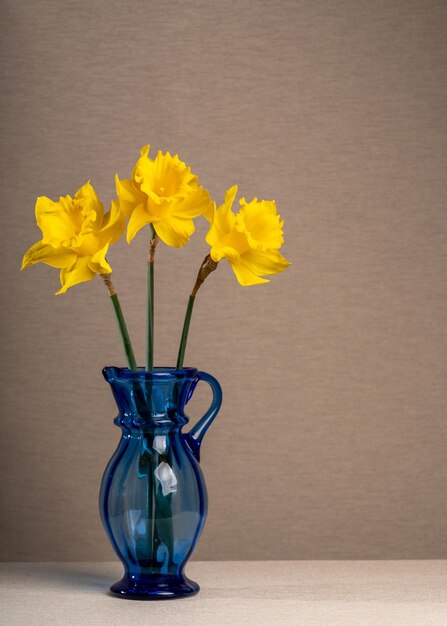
(5, 562, 118, 593)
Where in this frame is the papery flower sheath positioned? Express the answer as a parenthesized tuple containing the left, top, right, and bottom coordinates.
(21, 182, 125, 294)
(205, 185, 291, 286)
(115, 145, 213, 247)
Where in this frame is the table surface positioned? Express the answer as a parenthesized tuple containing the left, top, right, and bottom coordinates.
(1, 561, 447, 626)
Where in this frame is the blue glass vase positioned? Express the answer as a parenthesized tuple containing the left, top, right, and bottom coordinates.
(99, 366, 222, 600)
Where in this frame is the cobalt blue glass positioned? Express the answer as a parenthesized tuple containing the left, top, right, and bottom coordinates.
(99, 366, 222, 600)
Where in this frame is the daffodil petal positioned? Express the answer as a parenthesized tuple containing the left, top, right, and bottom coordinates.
(229, 257, 269, 286)
(210, 245, 240, 263)
(205, 186, 237, 248)
(21, 241, 76, 270)
(88, 243, 112, 275)
(126, 203, 153, 243)
(241, 249, 291, 276)
(133, 151, 154, 186)
(154, 216, 195, 248)
(173, 186, 214, 220)
(99, 200, 125, 246)
(224, 185, 238, 207)
(36, 195, 78, 244)
(74, 181, 104, 233)
(56, 257, 95, 295)
(115, 175, 147, 217)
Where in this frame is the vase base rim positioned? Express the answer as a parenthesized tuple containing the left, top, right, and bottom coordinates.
(109, 575, 200, 600)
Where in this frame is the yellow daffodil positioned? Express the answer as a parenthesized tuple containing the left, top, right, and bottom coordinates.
(22, 182, 125, 294)
(115, 145, 213, 247)
(205, 185, 291, 286)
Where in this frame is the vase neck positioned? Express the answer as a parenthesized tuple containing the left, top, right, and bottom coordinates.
(103, 366, 199, 431)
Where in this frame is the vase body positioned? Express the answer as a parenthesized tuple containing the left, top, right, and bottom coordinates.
(99, 366, 222, 600)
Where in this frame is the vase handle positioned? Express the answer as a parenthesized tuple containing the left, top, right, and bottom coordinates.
(184, 371, 222, 462)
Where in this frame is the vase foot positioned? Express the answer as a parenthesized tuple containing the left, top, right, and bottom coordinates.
(110, 574, 200, 600)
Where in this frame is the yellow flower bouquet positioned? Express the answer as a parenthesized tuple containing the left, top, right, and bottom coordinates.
(22, 145, 290, 599)
(22, 144, 290, 371)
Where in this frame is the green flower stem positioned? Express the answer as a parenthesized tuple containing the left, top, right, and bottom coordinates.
(147, 260, 154, 371)
(101, 274, 137, 371)
(176, 254, 218, 369)
(147, 227, 159, 371)
(176, 295, 195, 370)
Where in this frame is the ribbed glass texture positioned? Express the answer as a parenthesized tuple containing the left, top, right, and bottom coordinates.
(99, 366, 222, 600)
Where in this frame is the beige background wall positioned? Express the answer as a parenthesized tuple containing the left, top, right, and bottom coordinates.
(1, 0, 446, 561)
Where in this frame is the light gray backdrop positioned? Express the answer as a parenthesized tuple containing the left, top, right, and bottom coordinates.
(1, 0, 447, 561)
